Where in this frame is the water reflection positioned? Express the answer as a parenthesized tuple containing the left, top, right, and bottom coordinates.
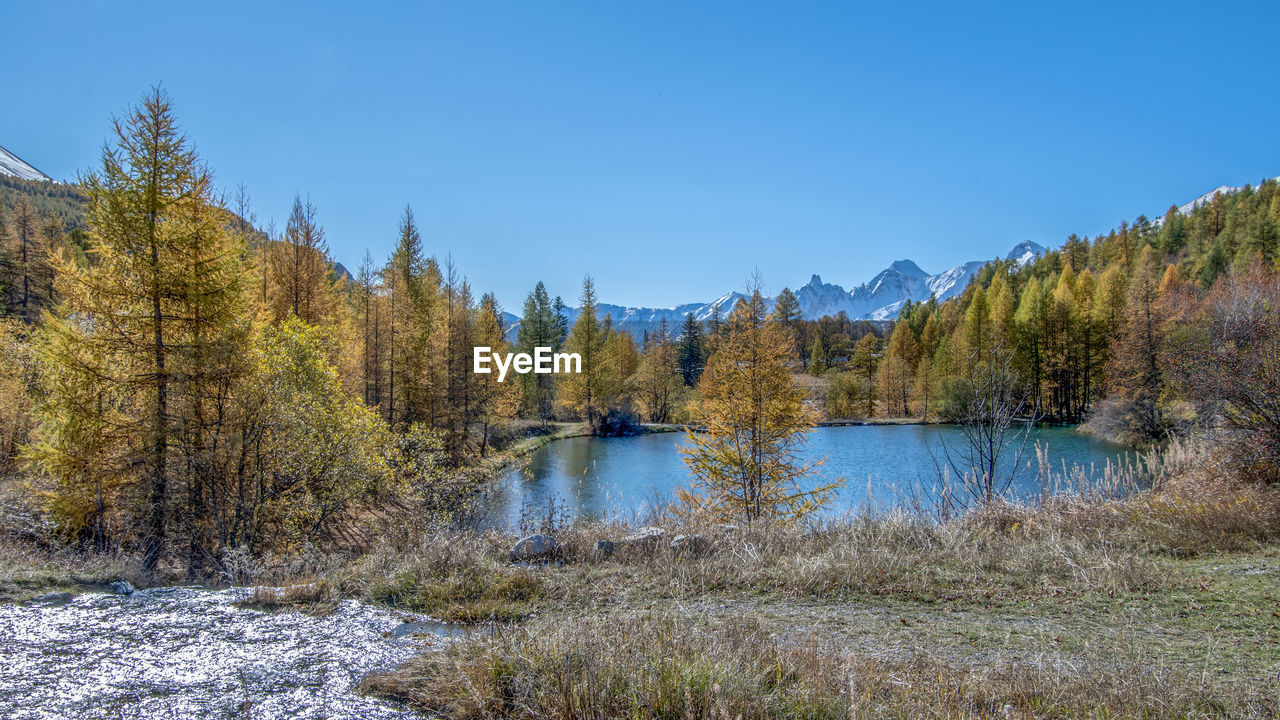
(486, 425, 1133, 527)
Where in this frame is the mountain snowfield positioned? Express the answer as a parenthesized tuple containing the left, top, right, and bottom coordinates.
(0, 144, 52, 182)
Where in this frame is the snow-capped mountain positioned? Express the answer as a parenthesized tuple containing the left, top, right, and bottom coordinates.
(506, 241, 1046, 340)
(0, 144, 52, 182)
(1153, 176, 1280, 224)
(529, 292, 747, 341)
(1176, 185, 1240, 216)
(1005, 240, 1044, 267)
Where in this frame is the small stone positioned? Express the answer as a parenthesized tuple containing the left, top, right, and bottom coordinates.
(509, 534, 557, 562)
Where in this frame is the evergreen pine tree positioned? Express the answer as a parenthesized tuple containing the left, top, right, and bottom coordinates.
(676, 312, 706, 386)
(771, 287, 802, 360)
(517, 281, 560, 420)
(807, 338, 827, 376)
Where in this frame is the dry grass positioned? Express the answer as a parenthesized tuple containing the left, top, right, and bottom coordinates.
(364, 613, 1274, 719)
(0, 535, 139, 602)
(350, 530, 548, 622)
(349, 451, 1280, 719)
(236, 579, 341, 615)
(0, 479, 141, 601)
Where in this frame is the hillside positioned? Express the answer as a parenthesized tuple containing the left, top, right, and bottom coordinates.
(0, 175, 86, 231)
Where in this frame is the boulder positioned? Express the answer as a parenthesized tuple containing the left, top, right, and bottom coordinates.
(618, 526, 665, 546)
(108, 580, 134, 596)
(670, 533, 712, 556)
(509, 534, 557, 562)
(593, 539, 615, 559)
(605, 526, 666, 557)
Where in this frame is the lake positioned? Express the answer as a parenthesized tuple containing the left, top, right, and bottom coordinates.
(484, 425, 1136, 527)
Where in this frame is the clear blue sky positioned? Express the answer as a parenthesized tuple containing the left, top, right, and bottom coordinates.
(5, 1, 1278, 310)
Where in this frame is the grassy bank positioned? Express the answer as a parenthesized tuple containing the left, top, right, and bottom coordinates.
(344, 467, 1280, 718)
(2, 441, 1278, 717)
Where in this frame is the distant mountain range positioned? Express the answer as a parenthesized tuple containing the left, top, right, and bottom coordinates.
(510, 240, 1047, 340)
(510, 176, 1276, 340)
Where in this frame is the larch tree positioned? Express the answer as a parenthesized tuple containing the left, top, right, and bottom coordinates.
(1014, 277, 1049, 409)
(849, 333, 881, 416)
(679, 286, 838, 524)
(878, 322, 916, 417)
(0, 319, 34, 472)
(30, 88, 247, 572)
(1049, 266, 1082, 420)
(604, 325, 639, 406)
(268, 195, 340, 327)
(1106, 245, 1167, 438)
(962, 285, 992, 365)
(633, 319, 682, 422)
(355, 249, 379, 406)
(473, 292, 521, 455)
(439, 259, 475, 460)
(559, 276, 609, 427)
(1074, 268, 1102, 415)
(915, 313, 941, 420)
(385, 206, 441, 428)
(3, 197, 55, 322)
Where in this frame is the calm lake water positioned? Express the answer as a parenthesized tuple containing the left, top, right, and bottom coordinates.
(486, 425, 1134, 527)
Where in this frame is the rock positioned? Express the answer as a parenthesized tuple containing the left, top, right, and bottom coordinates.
(509, 534, 557, 562)
(108, 580, 134, 596)
(618, 526, 665, 546)
(593, 539, 615, 559)
(607, 527, 666, 557)
(670, 534, 712, 556)
(28, 592, 74, 607)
